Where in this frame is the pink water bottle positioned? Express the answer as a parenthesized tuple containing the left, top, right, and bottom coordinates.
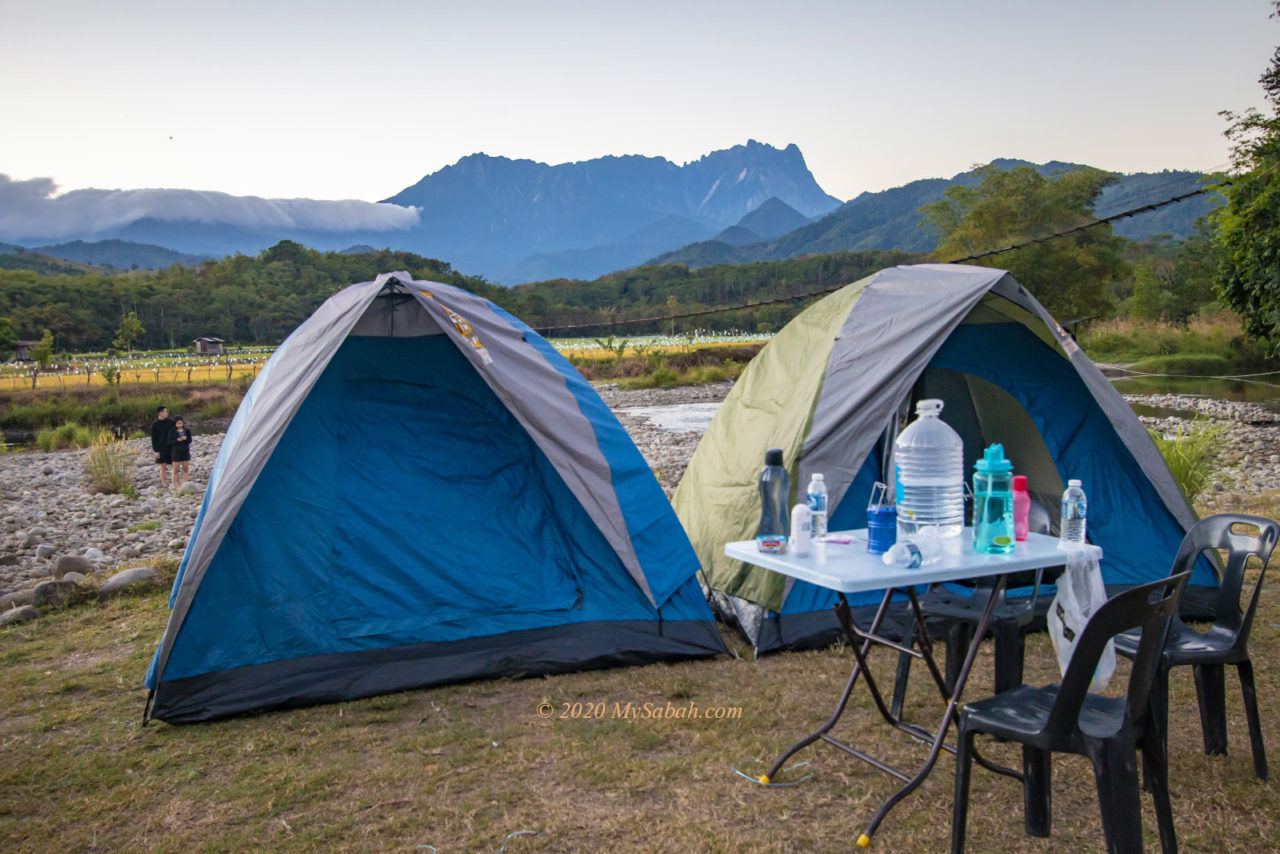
(1013, 476, 1031, 541)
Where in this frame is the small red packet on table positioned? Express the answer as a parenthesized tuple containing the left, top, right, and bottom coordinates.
(756, 534, 787, 554)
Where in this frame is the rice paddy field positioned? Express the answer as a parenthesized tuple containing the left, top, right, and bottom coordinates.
(0, 334, 771, 391)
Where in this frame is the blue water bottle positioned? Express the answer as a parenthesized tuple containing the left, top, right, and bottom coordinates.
(973, 444, 1015, 554)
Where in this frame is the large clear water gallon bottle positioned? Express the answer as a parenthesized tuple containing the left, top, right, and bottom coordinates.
(894, 399, 965, 542)
(1059, 479, 1087, 544)
(806, 473, 829, 538)
(757, 449, 790, 550)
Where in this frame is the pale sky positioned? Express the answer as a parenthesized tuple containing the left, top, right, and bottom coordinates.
(2, 0, 1276, 204)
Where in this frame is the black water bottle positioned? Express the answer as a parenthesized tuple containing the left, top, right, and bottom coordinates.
(757, 449, 790, 550)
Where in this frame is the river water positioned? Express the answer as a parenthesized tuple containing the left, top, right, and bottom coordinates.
(621, 376, 1280, 435)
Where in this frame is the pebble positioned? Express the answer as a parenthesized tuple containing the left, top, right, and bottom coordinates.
(98, 567, 162, 599)
(0, 605, 38, 626)
(53, 555, 92, 578)
(33, 579, 79, 608)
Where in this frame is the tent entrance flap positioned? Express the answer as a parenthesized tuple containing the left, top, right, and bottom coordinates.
(160, 334, 611, 682)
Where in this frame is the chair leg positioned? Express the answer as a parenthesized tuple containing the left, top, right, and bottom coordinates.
(1193, 663, 1228, 756)
(1141, 734, 1178, 854)
(952, 726, 976, 854)
(945, 622, 973, 696)
(1145, 665, 1171, 794)
(993, 621, 1025, 695)
(1087, 738, 1145, 854)
(1237, 659, 1269, 781)
(1022, 745, 1052, 838)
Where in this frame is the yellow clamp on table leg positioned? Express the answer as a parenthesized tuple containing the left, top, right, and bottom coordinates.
(757, 774, 771, 784)
(856, 834, 871, 848)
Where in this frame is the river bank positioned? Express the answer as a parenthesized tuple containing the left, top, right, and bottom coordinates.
(1, 384, 1276, 610)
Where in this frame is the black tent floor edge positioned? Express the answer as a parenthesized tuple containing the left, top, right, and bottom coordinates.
(149, 619, 726, 724)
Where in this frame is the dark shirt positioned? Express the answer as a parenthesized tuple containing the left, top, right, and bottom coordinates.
(168, 427, 193, 462)
(150, 418, 170, 453)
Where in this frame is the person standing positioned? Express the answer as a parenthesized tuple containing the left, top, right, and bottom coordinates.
(150, 405, 172, 488)
(168, 416, 193, 489)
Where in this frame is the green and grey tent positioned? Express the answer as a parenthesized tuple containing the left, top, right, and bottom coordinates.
(673, 263, 1212, 653)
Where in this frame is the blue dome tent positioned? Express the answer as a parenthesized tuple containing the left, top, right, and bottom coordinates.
(145, 273, 724, 723)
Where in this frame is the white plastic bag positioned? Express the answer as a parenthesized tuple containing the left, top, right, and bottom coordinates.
(1047, 545, 1115, 693)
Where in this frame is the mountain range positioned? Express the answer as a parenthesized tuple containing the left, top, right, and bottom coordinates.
(649, 160, 1219, 269)
(0, 146, 1220, 282)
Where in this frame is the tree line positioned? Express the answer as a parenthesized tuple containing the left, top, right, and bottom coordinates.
(0, 240, 921, 354)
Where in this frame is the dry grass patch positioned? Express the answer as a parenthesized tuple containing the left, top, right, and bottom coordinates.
(2, 578, 1280, 851)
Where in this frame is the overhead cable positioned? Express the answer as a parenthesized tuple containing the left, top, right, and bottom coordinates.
(531, 181, 1229, 335)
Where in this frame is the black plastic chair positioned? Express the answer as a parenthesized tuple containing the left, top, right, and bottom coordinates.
(1113, 513, 1280, 781)
(951, 570, 1190, 854)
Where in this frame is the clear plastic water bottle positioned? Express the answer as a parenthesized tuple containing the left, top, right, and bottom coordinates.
(806, 473, 828, 539)
(894, 399, 964, 542)
(756, 449, 790, 552)
(1059, 479, 1087, 545)
(881, 537, 942, 569)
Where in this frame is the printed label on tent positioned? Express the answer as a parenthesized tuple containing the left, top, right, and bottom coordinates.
(420, 290, 494, 365)
(1053, 322, 1080, 356)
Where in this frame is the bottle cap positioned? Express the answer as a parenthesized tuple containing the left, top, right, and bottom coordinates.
(915, 399, 944, 416)
(1068, 478, 1082, 487)
(975, 443, 1012, 473)
(811, 473, 824, 482)
(1013, 475, 1028, 491)
(764, 449, 784, 466)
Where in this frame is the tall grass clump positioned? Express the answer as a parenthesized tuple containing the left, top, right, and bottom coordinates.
(1082, 312, 1272, 373)
(35, 422, 106, 451)
(82, 436, 134, 494)
(1148, 417, 1227, 502)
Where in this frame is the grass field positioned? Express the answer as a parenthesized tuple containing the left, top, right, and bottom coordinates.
(3, 506, 1278, 852)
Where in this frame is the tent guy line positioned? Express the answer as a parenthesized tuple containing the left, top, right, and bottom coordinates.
(531, 182, 1230, 336)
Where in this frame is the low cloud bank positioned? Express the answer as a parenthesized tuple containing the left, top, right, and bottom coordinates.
(0, 175, 420, 241)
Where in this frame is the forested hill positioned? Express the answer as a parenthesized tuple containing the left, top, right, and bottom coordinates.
(0, 243, 507, 352)
(0, 241, 918, 351)
(652, 162, 1219, 269)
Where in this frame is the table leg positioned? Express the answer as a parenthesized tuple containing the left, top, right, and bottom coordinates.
(759, 588, 898, 783)
(857, 574, 1009, 848)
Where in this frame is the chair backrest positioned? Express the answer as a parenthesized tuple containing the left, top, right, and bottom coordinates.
(1174, 514, 1279, 645)
(1046, 571, 1191, 735)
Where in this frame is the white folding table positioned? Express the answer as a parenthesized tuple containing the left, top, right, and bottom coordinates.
(725, 529, 1101, 848)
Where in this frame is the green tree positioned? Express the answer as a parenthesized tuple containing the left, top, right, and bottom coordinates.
(1213, 2, 1280, 354)
(113, 310, 145, 354)
(32, 328, 54, 369)
(0, 317, 16, 356)
(1128, 265, 1168, 321)
(923, 164, 1131, 320)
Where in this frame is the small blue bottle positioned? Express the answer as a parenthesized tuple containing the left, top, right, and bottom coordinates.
(973, 444, 1015, 554)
